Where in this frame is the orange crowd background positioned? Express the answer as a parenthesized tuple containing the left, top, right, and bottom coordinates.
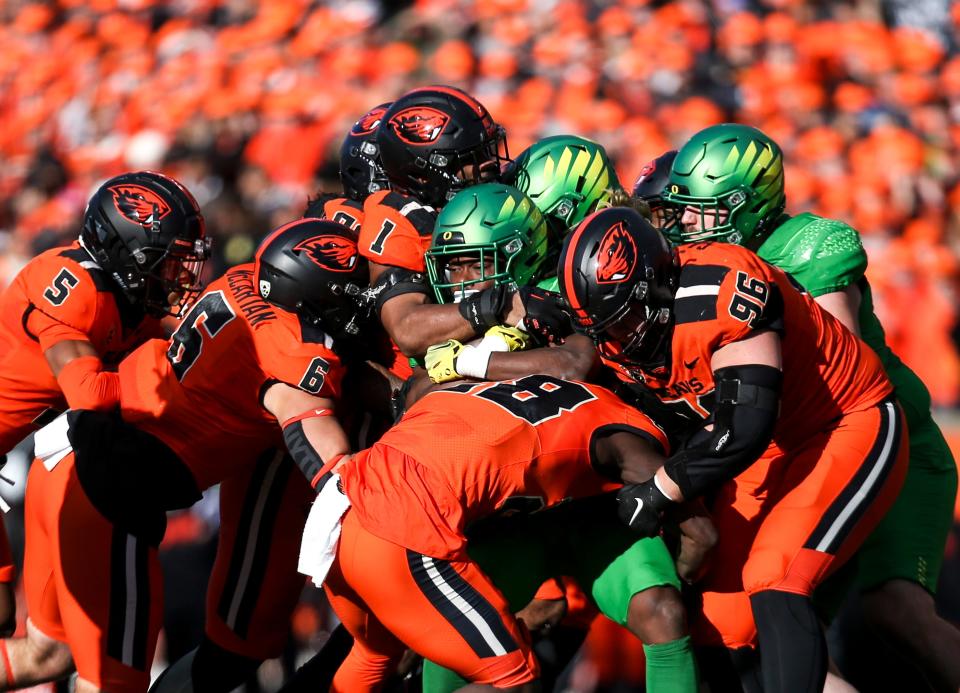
(2, 0, 959, 403)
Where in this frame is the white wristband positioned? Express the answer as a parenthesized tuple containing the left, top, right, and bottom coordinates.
(478, 333, 511, 353)
(456, 344, 493, 379)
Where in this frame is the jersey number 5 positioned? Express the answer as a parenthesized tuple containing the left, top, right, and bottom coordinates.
(43, 268, 79, 307)
(167, 291, 237, 381)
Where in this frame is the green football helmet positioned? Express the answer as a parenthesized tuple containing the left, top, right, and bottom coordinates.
(426, 183, 549, 304)
(663, 123, 785, 244)
(503, 135, 621, 237)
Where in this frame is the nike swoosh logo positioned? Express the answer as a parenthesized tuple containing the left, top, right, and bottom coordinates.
(684, 357, 699, 369)
(629, 497, 644, 525)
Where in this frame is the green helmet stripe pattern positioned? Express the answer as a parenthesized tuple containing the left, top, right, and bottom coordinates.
(664, 123, 785, 244)
(504, 135, 620, 236)
(426, 183, 549, 304)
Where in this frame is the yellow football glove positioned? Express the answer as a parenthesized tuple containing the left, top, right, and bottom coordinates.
(483, 325, 531, 352)
(425, 339, 464, 384)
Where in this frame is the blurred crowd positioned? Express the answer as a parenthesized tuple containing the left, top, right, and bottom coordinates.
(2, 0, 960, 402)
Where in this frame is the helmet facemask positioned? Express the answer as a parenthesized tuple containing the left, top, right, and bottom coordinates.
(662, 186, 749, 244)
(426, 237, 524, 304)
(591, 288, 673, 368)
(428, 125, 510, 204)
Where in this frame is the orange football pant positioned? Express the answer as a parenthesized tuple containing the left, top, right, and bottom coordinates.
(24, 454, 163, 692)
(205, 452, 312, 660)
(691, 399, 909, 649)
(325, 509, 539, 691)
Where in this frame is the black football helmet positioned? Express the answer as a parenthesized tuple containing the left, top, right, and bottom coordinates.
(376, 85, 509, 209)
(255, 218, 371, 340)
(79, 170, 210, 317)
(557, 207, 678, 367)
(340, 102, 392, 202)
(632, 150, 679, 231)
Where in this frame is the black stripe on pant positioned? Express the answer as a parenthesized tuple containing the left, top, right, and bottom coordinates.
(406, 550, 519, 659)
(215, 451, 293, 638)
(803, 399, 902, 555)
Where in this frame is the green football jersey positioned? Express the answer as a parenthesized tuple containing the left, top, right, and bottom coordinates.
(753, 212, 932, 427)
(537, 275, 559, 292)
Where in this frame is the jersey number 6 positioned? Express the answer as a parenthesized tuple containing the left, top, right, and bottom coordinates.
(167, 291, 237, 381)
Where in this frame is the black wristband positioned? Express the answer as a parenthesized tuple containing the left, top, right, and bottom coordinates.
(282, 421, 324, 483)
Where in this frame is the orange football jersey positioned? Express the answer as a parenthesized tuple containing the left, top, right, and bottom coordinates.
(604, 242, 892, 449)
(338, 375, 668, 559)
(0, 243, 162, 453)
(119, 263, 343, 490)
(317, 196, 364, 232)
(358, 190, 436, 272)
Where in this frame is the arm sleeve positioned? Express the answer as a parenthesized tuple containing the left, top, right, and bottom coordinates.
(55, 355, 121, 411)
(359, 191, 436, 271)
(713, 251, 785, 349)
(663, 364, 782, 499)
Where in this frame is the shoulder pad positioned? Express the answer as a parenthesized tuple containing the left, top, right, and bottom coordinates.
(759, 214, 866, 297)
(26, 250, 104, 333)
(370, 266, 430, 313)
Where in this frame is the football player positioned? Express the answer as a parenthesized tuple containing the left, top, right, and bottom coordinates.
(316, 374, 693, 692)
(419, 184, 704, 693)
(662, 123, 960, 691)
(0, 170, 207, 657)
(422, 183, 593, 385)
(422, 136, 633, 386)
(631, 149, 678, 230)
(302, 101, 393, 232)
(558, 206, 910, 693)
(9, 220, 365, 693)
(503, 135, 623, 285)
(360, 86, 532, 364)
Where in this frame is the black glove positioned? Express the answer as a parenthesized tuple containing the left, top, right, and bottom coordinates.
(616, 478, 673, 537)
(518, 287, 574, 346)
(458, 284, 509, 336)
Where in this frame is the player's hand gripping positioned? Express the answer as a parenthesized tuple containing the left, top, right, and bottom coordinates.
(617, 478, 673, 537)
(517, 287, 574, 346)
(425, 339, 465, 384)
(425, 326, 530, 384)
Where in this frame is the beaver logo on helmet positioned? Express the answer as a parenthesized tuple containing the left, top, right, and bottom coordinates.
(351, 105, 389, 136)
(294, 235, 358, 273)
(596, 221, 638, 284)
(388, 107, 450, 145)
(108, 184, 172, 229)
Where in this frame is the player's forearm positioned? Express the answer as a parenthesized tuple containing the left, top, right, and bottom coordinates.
(388, 303, 476, 358)
(486, 339, 598, 381)
(674, 503, 718, 583)
(281, 413, 351, 489)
